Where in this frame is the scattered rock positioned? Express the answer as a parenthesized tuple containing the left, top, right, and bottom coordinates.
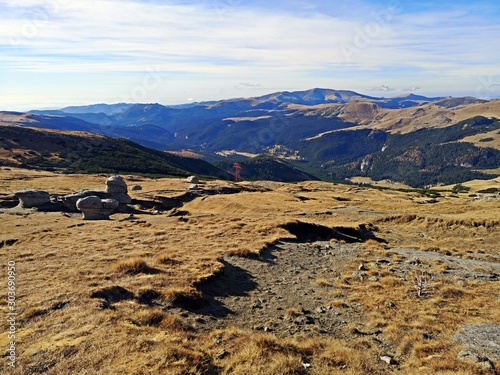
(186, 175, 200, 184)
(423, 331, 434, 340)
(384, 300, 395, 308)
(76, 196, 119, 220)
(352, 271, 366, 280)
(358, 263, 368, 271)
(216, 350, 227, 360)
(187, 184, 199, 191)
(380, 355, 396, 365)
(407, 257, 421, 265)
(14, 189, 50, 208)
(315, 306, 326, 314)
(457, 350, 496, 373)
(130, 185, 142, 191)
(368, 276, 379, 282)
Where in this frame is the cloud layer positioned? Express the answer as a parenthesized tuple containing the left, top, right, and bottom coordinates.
(1, 0, 499, 109)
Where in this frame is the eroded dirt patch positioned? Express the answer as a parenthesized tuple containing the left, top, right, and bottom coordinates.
(176, 241, 365, 338)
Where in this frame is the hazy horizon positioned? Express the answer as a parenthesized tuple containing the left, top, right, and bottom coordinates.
(1, 0, 499, 111)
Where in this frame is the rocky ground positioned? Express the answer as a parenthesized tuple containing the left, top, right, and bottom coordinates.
(194, 241, 362, 338)
(169, 239, 499, 337)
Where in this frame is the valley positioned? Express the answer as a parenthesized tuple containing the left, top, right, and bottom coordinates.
(2, 89, 500, 188)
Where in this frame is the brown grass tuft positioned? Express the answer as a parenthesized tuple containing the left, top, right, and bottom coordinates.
(132, 309, 165, 327)
(113, 258, 155, 275)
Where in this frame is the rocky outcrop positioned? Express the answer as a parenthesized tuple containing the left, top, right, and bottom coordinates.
(454, 324, 500, 373)
(76, 196, 119, 220)
(453, 324, 500, 361)
(106, 175, 131, 204)
(14, 190, 50, 208)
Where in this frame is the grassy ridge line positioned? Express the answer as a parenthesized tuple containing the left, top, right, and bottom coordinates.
(0, 125, 230, 179)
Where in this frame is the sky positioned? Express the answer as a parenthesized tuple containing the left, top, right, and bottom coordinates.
(0, 0, 499, 110)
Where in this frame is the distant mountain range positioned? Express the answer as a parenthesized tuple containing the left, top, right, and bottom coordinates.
(1, 88, 499, 186)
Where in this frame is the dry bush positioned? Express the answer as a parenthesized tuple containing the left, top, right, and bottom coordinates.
(113, 258, 151, 275)
(131, 309, 165, 327)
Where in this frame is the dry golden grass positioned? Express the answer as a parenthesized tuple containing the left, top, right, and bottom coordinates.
(0, 167, 498, 374)
(300, 99, 500, 136)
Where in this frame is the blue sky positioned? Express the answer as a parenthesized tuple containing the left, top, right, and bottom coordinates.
(1, 0, 499, 110)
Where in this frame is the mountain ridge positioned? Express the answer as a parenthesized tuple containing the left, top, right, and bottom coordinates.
(2, 88, 500, 187)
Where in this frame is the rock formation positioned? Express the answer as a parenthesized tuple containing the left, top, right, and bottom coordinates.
(62, 190, 109, 211)
(186, 175, 199, 184)
(14, 189, 50, 208)
(76, 196, 119, 220)
(106, 175, 131, 204)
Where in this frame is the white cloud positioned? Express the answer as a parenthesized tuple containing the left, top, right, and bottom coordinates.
(403, 86, 421, 92)
(370, 85, 394, 92)
(1, 0, 499, 107)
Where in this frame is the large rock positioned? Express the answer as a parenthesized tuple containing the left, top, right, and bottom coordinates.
(62, 190, 109, 211)
(14, 190, 50, 208)
(106, 175, 131, 204)
(76, 196, 119, 220)
(186, 175, 199, 184)
(106, 175, 127, 193)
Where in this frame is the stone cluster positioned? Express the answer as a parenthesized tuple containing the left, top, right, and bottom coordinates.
(13, 175, 133, 220)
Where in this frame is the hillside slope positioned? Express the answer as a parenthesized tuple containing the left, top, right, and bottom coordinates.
(0, 125, 230, 178)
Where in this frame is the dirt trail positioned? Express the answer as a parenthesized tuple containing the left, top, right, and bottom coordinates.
(180, 241, 364, 338)
(175, 240, 499, 339)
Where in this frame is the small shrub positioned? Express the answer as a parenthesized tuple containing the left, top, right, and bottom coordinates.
(413, 270, 439, 298)
(132, 309, 165, 327)
(114, 258, 150, 275)
(451, 184, 470, 193)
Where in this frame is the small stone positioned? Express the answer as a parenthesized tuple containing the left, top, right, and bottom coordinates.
(352, 271, 366, 280)
(216, 349, 228, 360)
(407, 257, 421, 265)
(359, 263, 368, 271)
(187, 184, 199, 191)
(423, 332, 434, 340)
(384, 300, 395, 308)
(368, 276, 379, 282)
(130, 185, 142, 191)
(380, 355, 395, 365)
